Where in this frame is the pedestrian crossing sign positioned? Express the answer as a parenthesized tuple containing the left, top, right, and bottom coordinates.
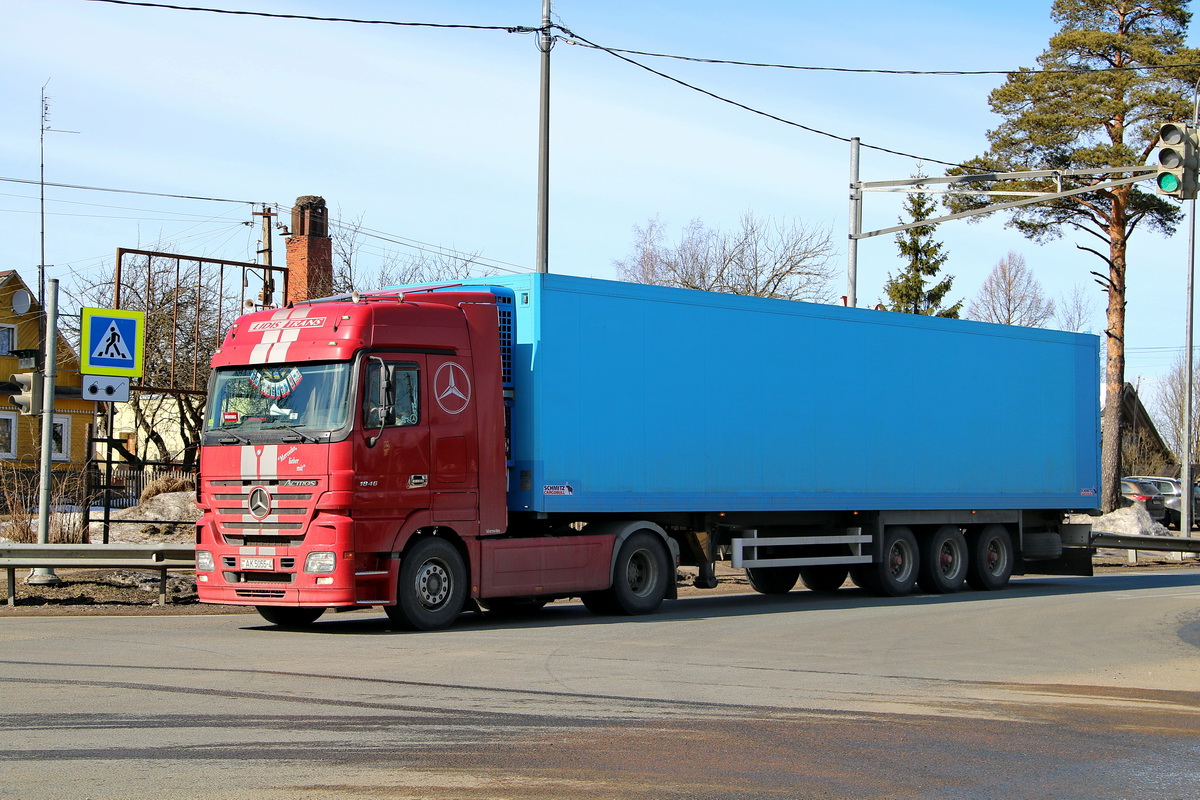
(80, 307, 145, 378)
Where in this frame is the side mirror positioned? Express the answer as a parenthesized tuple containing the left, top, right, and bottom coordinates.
(366, 356, 394, 447)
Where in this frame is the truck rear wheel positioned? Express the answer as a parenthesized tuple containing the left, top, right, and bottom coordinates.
(585, 531, 670, 615)
(255, 606, 325, 627)
(480, 597, 550, 616)
(800, 564, 849, 593)
(385, 536, 467, 631)
(747, 566, 801, 594)
(966, 524, 1013, 591)
(858, 525, 919, 597)
(917, 525, 968, 594)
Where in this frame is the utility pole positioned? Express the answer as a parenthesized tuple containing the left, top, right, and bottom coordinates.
(535, 0, 552, 274)
(253, 204, 276, 305)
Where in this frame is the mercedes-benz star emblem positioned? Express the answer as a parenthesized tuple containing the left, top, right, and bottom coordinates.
(433, 362, 472, 415)
(248, 487, 272, 520)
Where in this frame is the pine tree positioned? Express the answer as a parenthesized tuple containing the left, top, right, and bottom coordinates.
(882, 180, 961, 317)
(946, 0, 1200, 511)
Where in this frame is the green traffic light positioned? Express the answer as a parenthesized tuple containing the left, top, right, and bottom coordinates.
(1159, 172, 1182, 193)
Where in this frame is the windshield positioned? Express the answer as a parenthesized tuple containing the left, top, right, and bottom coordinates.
(206, 362, 351, 433)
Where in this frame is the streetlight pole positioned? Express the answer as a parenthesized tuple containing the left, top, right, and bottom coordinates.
(28, 279, 60, 586)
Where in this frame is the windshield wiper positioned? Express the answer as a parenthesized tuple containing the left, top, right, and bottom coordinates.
(217, 431, 250, 444)
(266, 423, 319, 443)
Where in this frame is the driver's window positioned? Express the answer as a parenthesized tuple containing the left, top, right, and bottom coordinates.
(363, 360, 419, 428)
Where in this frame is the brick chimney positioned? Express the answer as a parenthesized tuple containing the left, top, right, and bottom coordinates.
(285, 195, 333, 303)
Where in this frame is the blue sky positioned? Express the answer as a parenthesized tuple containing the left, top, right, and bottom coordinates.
(0, 0, 1194, 394)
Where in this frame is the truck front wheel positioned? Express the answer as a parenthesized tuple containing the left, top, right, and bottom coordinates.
(585, 531, 670, 615)
(255, 606, 325, 627)
(386, 537, 467, 631)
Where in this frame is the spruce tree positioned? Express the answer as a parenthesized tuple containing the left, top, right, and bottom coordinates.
(946, 0, 1200, 511)
(883, 179, 962, 318)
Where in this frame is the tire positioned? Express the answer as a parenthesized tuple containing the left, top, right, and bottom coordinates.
(917, 525, 968, 594)
(799, 564, 848, 593)
(747, 566, 801, 594)
(863, 526, 919, 597)
(480, 597, 549, 616)
(580, 592, 618, 614)
(585, 531, 670, 616)
(385, 536, 468, 631)
(255, 606, 325, 627)
(849, 564, 879, 592)
(966, 524, 1014, 591)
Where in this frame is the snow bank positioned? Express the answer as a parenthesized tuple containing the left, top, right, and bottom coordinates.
(1069, 504, 1172, 537)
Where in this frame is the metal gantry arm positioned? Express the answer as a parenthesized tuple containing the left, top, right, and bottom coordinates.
(851, 167, 1159, 241)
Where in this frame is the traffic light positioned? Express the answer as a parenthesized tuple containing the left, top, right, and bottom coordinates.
(9, 372, 43, 416)
(1156, 122, 1199, 199)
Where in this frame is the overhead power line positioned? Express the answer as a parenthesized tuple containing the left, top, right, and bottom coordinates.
(555, 27, 964, 168)
(561, 37, 1200, 77)
(0, 176, 256, 205)
(84, 0, 539, 33)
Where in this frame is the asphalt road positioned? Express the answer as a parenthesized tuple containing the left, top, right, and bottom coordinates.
(1, 570, 1198, 800)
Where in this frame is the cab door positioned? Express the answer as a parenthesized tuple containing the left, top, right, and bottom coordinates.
(353, 355, 430, 552)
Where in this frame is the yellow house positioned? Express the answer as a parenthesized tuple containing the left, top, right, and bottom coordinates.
(0, 271, 95, 469)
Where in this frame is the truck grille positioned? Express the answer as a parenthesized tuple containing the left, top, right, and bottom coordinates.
(208, 479, 316, 545)
(235, 589, 287, 599)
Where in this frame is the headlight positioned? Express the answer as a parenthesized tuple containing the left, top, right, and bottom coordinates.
(304, 551, 337, 574)
(196, 550, 215, 572)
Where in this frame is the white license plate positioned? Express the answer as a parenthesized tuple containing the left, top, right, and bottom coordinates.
(240, 557, 274, 570)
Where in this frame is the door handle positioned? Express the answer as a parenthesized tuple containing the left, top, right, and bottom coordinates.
(408, 474, 428, 488)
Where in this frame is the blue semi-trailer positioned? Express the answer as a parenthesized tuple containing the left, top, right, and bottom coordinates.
(198, 272, 1100, 629)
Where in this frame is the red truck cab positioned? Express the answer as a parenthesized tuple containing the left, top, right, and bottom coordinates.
(195, 289, 517, 628)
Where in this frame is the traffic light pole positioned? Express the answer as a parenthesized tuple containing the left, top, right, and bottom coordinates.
(28, 279, 60, 586)
(1183, 200, 1194, 538)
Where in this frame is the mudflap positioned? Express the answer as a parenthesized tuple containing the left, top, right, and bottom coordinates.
(1027, 548, 1093, 577)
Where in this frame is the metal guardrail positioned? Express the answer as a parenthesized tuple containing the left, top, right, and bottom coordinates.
(1090, 531, 1200, 555)
(0, 543, 195, 607)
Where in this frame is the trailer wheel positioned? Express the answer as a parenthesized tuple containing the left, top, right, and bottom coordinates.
(799, 564, 849, 593)
(588, 531, 670, 615)
(385, 537, 467, 631)
(747, 566, 801, 594)
(966, 524, 1013, 591)
(255, 606, 325, 627)
(859, 525, 919, 597)
(917, 525, 968, 594)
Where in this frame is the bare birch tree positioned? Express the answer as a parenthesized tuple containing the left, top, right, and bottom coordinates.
(966, 252, 1054, 327)
(615, 213, 837, 302)
(330, 213, 492, 293)
(1054, 283, 1101, 333)
(1152, 352, 1200, 468)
